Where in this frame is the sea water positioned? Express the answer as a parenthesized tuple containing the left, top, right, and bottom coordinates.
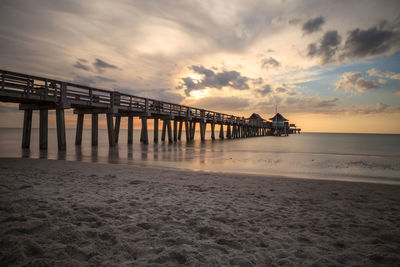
(0, 128, 399, 184)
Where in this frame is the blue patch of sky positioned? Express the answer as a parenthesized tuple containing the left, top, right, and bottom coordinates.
(295, 52, 400, 107)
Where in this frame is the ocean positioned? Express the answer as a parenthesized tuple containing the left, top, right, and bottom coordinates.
(0, 128, 399, 184)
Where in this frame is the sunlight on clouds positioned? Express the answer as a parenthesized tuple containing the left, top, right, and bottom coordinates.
(188, 89, 210, 100)
(187, 73, 203, 83)
(134, 21, 200, 56)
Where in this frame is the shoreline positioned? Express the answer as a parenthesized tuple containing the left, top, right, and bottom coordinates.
(3, 156, 400, 186)
(1, 158, 400, 266)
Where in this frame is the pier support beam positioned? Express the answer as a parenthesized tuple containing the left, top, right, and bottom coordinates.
(227, 124, 231, 139)
(22, 109, 32, 149)
(173, 120, 178, 142)
(114, 116, 121, 144)
(190, 121, 196, 141)
(161, 120, 167, 142)
(219, 124, 224, 140)
(154, 118, 159, 143)
(185, 120, 190, 142)
(200, 121, 205, 141)
(167, 119, 173, 143)
(39, 110, 48, 150)
(106, 113, 115, 147)
(178, 121, 183, 141)
(140, 117, 148, 144)
(211, 122, 215, 140)
(56, 109, 66, 151)
(128, 115, 133, 144)
(75, 113, 84, 146)
(92, 114, 98, 146)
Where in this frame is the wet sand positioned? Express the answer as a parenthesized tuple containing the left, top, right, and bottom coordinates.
(1, 158, 399, 266)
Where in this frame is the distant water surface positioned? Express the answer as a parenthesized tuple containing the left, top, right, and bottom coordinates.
(0, 128, 399, 184)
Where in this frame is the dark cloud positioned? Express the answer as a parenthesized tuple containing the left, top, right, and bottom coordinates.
(72, 74, 116, 86)
(95, 76, 116, 83)
(308, 21, 400, 65)
(261, 95, 341, 114)
(252, 77, 263, 85)
(315, 97, 339, 108)
(261, 57, 281, 69)
(346, 102, 400, 114)
(93, 58, 120, 73)
(275, 87, 287, 93)
(190, 96, 250, 111)
(335, 72, 380, 93)
(307, 30, 341, 64)
(178, 65, 250, 96)
(288, 18, 302, 25)
(121, 88, 184, 103)
(73, 60, 90, 71)
(302, 16, 325, 34)
(341, 22, 400, 59)
(256, 84, 272, 96)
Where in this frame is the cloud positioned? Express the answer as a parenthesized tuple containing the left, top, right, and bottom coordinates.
(340, 22, 400, 60)
(367, 68, 400, 80)
(275, 87, 287, 93)
(188, 96, 251, 111)
(93, 58, 120, 73)
(346, 102, 400, 115)
(256, 84, 272, 96)
(335, 72, 380, 93)
(123, 88, 184, 103)
(261, 57, 281, 69)
(73, 60, 91, 71)
(95, 76, 116, 83)
(307, 30, 341, 64)
(72, 74, 116, 86)
(302, 16, 325, 34)
(178, 65, 250, 96)
(255, 94, 340, 114)
(252, 77, 263, 85)
(307, 21, 400, 65)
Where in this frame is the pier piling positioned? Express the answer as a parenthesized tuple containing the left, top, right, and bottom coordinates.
(56, 109, 66, 151)
(140, 117, 148, 145)
(114, 116, 121, 144)
(178, 120, 183, 141)
(92, 114, 98, 146)
(39, 110, 48, 150)
(173, 120, 178, 142)
(22, 109, 32, 149)
(106, 113, 115, 147)
(128, 115, 133, 144)
(154, 118, 159, 143)
(75, 113, 84, 146)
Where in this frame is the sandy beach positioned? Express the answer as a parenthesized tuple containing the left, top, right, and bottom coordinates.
(0, 158, 399, 266)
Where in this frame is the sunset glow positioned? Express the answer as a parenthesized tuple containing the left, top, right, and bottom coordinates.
(0, 0, 399, 133)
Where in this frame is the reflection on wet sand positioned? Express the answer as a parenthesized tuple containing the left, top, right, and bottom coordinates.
(1, 129, 399, 184)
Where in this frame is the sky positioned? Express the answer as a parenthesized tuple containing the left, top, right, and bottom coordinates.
(1, 0, 400, 133)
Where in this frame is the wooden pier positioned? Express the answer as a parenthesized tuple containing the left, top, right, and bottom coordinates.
(0, 69, 299, 151)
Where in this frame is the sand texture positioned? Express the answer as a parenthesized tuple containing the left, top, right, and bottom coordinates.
(0, 158, 400, 266)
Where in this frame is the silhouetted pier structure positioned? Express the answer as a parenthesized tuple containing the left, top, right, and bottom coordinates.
(0, 69, 300, 151)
